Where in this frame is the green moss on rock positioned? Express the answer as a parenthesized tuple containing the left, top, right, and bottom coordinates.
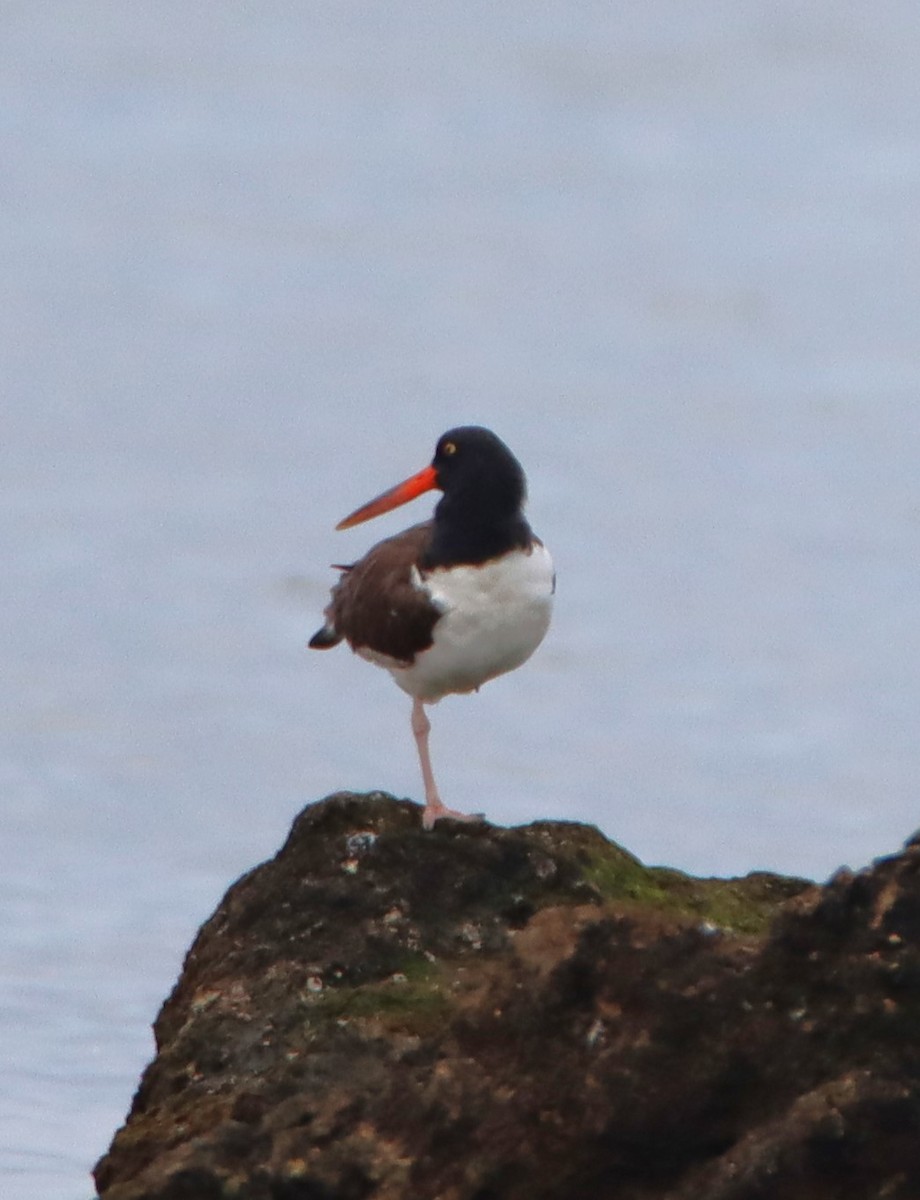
(581, 842, 811, 934)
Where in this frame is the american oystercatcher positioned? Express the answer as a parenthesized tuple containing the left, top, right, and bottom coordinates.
(309, 426, 555, 828)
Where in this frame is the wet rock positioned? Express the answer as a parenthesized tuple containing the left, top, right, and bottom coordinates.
(94, 793, 920, 1200)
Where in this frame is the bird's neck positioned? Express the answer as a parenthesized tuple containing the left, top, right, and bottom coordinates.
(423, 498, 533, 569)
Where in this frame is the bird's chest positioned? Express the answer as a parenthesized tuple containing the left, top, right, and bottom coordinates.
(394, 544, 555, 700)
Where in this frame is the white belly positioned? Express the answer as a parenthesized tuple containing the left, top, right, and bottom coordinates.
(372, 543, 554, 702)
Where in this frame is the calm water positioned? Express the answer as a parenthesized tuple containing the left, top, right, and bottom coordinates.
(5, 3, 920, 1195)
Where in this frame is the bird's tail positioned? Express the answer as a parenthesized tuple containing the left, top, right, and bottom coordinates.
(308, 624, 342, 650)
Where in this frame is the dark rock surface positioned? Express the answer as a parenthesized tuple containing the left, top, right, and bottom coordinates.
(94, 793, 920, 1200)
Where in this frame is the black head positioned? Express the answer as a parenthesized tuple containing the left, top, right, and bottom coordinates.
(426, 426, 532, 567)
(432, 426, 526, 509)
(333, 425, 535, 566)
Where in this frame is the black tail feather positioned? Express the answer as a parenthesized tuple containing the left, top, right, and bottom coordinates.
(308, 625, 342, 650)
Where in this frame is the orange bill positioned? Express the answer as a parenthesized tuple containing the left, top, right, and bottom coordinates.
(336, 464, 439, 530)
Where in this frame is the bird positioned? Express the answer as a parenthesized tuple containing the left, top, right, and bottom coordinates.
(309, 426, 555, 829)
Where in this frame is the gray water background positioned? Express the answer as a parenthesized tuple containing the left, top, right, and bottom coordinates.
(4, 2, 920, 1195)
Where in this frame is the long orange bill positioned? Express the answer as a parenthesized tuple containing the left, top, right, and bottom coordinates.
(336, 464, 439, 530)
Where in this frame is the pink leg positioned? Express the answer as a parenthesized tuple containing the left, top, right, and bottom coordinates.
(411, 698, 482, 830)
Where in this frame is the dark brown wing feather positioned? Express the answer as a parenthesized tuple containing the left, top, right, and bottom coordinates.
(309, 522, 441, 665)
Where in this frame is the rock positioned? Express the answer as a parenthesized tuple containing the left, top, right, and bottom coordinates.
(94, 793, 920, 1200)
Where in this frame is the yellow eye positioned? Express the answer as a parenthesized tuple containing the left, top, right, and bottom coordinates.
(442, 441, 457, 456)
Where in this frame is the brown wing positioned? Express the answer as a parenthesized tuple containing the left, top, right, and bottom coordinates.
(310, 522, 441, 665)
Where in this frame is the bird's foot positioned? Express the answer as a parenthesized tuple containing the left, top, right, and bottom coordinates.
(421, 801, 486, 831)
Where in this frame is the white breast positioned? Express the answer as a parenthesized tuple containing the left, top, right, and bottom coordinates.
(383, 542, 555, 702)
